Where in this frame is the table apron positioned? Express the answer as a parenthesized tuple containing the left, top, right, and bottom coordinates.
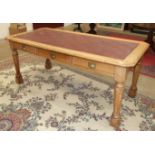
(12, 42, 117, 77)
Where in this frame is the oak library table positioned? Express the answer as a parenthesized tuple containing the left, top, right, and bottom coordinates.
(7, 28, 149, 129)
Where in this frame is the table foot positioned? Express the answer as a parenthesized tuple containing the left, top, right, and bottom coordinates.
(15, 74, 23, 84)
(110, 115, 120, 129)
(45, 58, 52, 69)
(128, 87, 137, 98)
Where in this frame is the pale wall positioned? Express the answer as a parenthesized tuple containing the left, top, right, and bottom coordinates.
(0, 23, 10, 39)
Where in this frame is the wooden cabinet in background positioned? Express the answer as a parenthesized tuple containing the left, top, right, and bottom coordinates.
(9, 23, 27, 35)
(33, 23, 64, 29)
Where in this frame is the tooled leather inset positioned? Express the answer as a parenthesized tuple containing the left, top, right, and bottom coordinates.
(16, 29, 138, 60)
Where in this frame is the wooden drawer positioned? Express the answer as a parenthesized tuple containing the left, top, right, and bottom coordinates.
(38, 48, 72, 65)
(49, 52, 72, 65)
(14, 43, 38, 54)
(72, 57, 115, 77)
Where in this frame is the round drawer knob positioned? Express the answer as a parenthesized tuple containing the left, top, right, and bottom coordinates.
(51, 54, 56, 59)
(88, 62, 96, 69)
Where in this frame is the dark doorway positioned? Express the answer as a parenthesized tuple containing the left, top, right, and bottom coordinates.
(33, 23, 64, 29)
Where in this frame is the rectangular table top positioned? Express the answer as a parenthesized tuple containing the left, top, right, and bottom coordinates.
(8, 28, 149, 67)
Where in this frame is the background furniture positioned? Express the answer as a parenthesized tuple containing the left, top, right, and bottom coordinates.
(9, 23, 27, 35)
(73, 23, 83, 32)
(97, 23, 125, 31)
(73, 23, 97, 34)
(87, 23, 97, 34)
(33, 23, 63, 29)
(131, 24, 155, 52)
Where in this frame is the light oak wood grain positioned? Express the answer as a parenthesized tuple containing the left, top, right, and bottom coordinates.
(7, 28, 149, 67)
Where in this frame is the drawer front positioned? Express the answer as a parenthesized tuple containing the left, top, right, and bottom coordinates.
(49, 52, 72, 64)
(14, 43, 38, 54)
(38, 48, 72, 65)
(72, 57, 115, 77)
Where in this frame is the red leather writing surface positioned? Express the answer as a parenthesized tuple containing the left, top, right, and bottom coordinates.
(17, 29, 138, 60)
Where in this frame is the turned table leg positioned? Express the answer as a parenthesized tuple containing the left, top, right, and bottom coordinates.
(45, 58, 52, 69)
(128, 61, 141, 98)
(110, 67, 127, 129)
(12, 49, 23, 84)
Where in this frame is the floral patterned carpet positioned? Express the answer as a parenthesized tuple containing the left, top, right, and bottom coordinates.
(0, 55, 155, 131)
